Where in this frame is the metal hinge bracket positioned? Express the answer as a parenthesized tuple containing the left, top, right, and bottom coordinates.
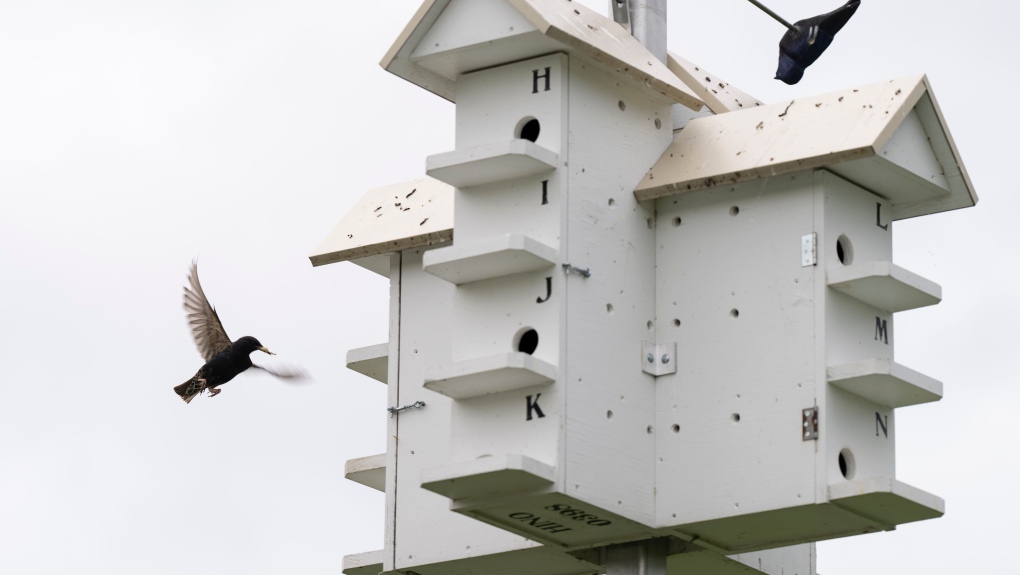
(802, 406, 819, 440)
(642, 341, 677, 377)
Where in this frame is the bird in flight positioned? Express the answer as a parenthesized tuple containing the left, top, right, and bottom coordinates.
(174, 260, 304, 403)
(775, 0, 860, 84)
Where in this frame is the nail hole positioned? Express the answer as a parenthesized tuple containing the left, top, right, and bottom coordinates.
(608, 198, 616, 207)
(730, 309, 739, 318)
(729, 206, 740, 216)
(646, 425, 653, 434)
(516, 117, 540, 142)
(672, 318, 681, 327)
(515, 328, 539, 355)
(671, 216, 682, 227)
(731, 413, 741, 423)
(836, 234, 854, 265)
(606, 303, 614, 315)
(838, 448, 855, 479)
(646, 217, 654, 229)
(618, 100, 626, 111)
(671, 424, 680, 433)
(646, 320, 654, 331)
(606, 410, 614, 420)
(654, 118, 662, 129)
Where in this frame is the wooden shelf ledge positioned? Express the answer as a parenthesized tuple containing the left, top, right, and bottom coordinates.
(827, 261, 941, 313)
(426, 140, 558, 188)
(342, 549, 384, 575)
(664, 478, 942, 554)
(828, 358, 942, 408)
(421, 453, 554, 501)
(345, 343, 389, 384)
(424, 352, 556, 400)
(344, 453, 386, 492)
(422, 234, 557, 284)
(829, 477, 944, 527)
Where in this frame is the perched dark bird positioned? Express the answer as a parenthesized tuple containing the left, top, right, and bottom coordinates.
(174, 261, 304, 403)
(775, 0, 860, 84)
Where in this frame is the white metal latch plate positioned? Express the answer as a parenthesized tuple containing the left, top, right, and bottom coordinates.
(801, 233, 817, 267)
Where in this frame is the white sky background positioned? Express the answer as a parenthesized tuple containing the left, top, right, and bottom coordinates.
(0, 0, 1014, 573)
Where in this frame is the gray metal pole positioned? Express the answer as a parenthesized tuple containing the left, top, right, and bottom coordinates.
(604, 539, 668, 575)
(611, 0, 667, 64)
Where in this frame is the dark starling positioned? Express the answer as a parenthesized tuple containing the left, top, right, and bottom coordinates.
(776, 0, 860, 85)
(174, 261, 304, 403)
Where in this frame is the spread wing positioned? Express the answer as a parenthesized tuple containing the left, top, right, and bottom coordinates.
(183, 260, 233, 362)
(253, 363, 310, 381)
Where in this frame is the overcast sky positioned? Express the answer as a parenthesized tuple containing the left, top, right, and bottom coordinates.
(1, 1, 1015, 574)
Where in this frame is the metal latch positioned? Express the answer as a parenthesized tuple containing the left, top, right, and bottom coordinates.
(388, 400, 426, 417)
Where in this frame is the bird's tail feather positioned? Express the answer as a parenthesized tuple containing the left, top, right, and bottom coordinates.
(174, 378, 204, 404)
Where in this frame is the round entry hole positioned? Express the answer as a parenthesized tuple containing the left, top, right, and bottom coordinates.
(671, 216, 682, 227)
(516, 117, 541, 142)
(838, 448, 855, 479)
(671, 424, 680, 434)
(731, 413, 741, 423)
(729, 205, 740, 216)
(730, 308, 740, 318)
(515, 328, 539, 355)
(836, 234, 854, 265)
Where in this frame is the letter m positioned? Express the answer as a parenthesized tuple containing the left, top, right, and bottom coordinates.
(875, 317, 889, 344)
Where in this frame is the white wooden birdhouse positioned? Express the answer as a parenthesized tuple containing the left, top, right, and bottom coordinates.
(311, 1, 976, 574)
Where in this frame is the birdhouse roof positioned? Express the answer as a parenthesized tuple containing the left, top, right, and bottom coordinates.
(381, 0, 703, 110)
(309, 178, 453, 273)
(635, 75, 977, 220)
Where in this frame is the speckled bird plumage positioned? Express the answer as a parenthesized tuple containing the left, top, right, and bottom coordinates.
(776, 0, 860, 85)
(174, 261, 303, 403)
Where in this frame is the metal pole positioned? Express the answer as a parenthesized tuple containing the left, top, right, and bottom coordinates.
(746, 0, 797, 31)
(611, 0, 667, 64)
(604, 539, 668, 575)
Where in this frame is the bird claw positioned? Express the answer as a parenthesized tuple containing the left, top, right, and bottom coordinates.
(208, 388, 221, 397)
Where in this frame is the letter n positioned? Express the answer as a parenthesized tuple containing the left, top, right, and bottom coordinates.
(876, 412, 889, 438)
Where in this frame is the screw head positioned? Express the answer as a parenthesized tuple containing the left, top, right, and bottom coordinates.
(647, 353, 655, 363)
(661, 354, 671, 364)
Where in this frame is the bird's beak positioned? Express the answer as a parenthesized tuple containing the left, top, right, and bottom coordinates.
(259, 346, 275, 355)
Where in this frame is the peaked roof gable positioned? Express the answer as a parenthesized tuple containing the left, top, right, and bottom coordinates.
(635, 75, 977, 220)
(382, 0, 703, 110)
